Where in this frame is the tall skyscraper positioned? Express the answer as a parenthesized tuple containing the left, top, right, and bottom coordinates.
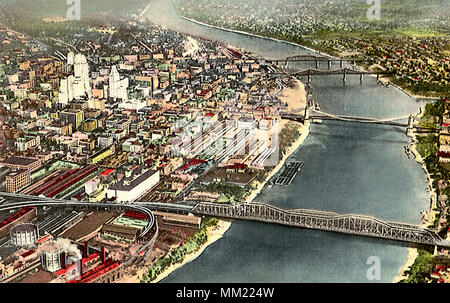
(58, 75, 74, 106)
(58, 53, 91, 106)
(108, 66, 128, 100)
(73, 53, 91, 99)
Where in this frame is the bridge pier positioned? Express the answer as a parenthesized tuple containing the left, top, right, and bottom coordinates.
(343, 73, 347, 83)
(340, 60, 344, 68)
(304, 106, 310, 120)
(307, 74, 311, 84)
(360, 73, 364, 83)
(315, 61, 319, 69)
(328, 60, 332, 69)
(406, 115, 413, 136)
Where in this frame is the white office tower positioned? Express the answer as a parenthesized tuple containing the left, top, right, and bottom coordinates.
(73, 53, 91, 99)
(58, 53, 91, 105)
(58, 75, 74, 106)
(109, 66, 129, 100)
(67, 51, 75, 65)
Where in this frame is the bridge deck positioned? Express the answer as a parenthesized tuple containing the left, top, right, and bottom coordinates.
(191, 202, 445, 247)
(0, 193, 444, 248)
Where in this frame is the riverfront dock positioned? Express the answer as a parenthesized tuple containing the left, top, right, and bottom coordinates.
(274, 161, 304, 186)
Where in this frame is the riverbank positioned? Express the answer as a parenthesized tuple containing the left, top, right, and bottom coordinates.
(365, 69, 438, 101)
(121, 219, 231, 283)
(245, 77, 309, 202)
(151, 219, 231, 283)
(173, 11, 440, 284)
(393, 104, 438, 283)
(142, 115, 310, 282)
(245, 120, 310, 203)
(393, 248, 420, 283)
(135, 3, 312, 283)
(142, 0, 433, 283)
(175, 14, 325, 59)
(277, 79, 307, 112)
(173, 9, 440, 101)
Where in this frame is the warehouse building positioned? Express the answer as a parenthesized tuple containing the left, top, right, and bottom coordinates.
(153, 211, 201, 230)
(107, 166, 159, 202)
(6, 169, 31, 193)
(0, 156, 42, 172)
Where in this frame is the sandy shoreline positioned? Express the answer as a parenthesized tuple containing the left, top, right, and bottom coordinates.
(173, 10, 441, 102)
(143, 2, 431, 284)
(246, 119, 310, 203)
(393, 104, 437, 283)
(277, 79, 307, 112)
(175, 14, 326, 58)
(393, 247, 419, 283)
(151, 219, 232, 283)
(143, 76, 309, 283)
(246, 77, 309, 202)
(173, 14, 440, 283)
(143, 117, 310, 283)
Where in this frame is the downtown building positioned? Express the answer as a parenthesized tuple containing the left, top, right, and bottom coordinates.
(58, 52, 92, 106)
(108, 66, 129, 101)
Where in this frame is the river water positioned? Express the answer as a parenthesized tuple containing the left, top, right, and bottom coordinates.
(144, 0, 431, 282)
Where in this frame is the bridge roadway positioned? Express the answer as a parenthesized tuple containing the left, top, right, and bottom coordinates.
(280, 111, 410, 127)
(267, 55, 362, 66)
(191, 202, 450, 247)
(268, 68, 392, 81)
(281, 110, 439, 133)
(0, 192, 447, 247)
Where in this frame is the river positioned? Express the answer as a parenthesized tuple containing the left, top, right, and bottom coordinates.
(143, 0, 431, 282)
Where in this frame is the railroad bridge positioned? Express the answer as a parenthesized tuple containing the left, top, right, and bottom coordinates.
(0, 192, 448, 247)
(269, 68, 392, 83)
(268, 54, 361, 69)
(191, 202, 447, 247)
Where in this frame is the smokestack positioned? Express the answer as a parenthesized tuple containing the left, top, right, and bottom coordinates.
(83, 240, 88, 258)
(100, 246, 105, 264)
(61, 251, 66, 269)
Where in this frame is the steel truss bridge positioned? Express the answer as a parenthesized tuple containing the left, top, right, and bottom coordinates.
(280, 109, 411, 127)
(192, 202, 449, 247)
(0, 192, 448, 247)
(269, 68, 392, 82)
(268, 54, 361, 65)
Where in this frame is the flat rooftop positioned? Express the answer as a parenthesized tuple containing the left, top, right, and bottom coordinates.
(113, 216, 148, 229)
(59, 211, 116, 241)
(1, 156, 39, 166)
(109, 167, 158, 192)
